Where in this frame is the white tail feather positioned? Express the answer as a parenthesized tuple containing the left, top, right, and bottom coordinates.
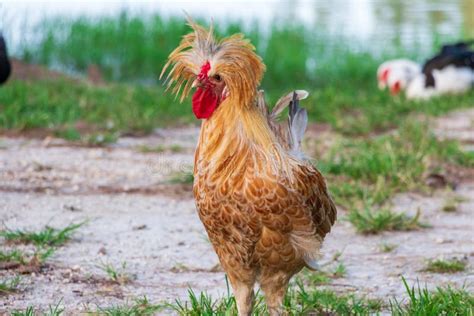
(290, 108, 308, 153)
(271, 90, 309, 118)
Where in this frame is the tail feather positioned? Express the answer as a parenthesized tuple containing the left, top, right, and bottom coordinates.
(260, 89, 310, 154)
(304, 257, 321, 271)
(271, 90, 308, 119)
(288, 92, 308, 156)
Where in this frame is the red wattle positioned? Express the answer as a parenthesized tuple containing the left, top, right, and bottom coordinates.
(192, 87, 219, 119)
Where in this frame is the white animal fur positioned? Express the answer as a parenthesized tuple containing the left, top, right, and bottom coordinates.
(406, 66, 474, 100)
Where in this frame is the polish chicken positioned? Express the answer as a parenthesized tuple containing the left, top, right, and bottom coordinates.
(161, 20, 337, 315)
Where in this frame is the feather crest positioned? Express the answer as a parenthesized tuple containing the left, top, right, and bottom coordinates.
(160, 17, 265, 105)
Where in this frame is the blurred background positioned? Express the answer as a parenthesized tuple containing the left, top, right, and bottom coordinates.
(0, 0, 473, 133)
(2, 0, 474, 83)
(0, 0, 473, 314)
(0, 0, 473, 131)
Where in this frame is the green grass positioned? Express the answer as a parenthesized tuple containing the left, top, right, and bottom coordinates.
(0, 222, 84, 247)
(320, 120, 474, 206)
(167, 171, 194, 185)
(441, 195, 467, 213)
(137, 144, 184, 154)
(166, 278, 473, 315)
(11, 300, 65, 316)
(332, 262, 347, 278)
(424, 258, 467, 274)
(2, 79, 472, 142)
(0, 276, 21, 295)
(84, 132, 119, 146)
(0, 247, 55, 276)
(7, 278, 473, 315)
(307, 89, 474, 137)
(19, 12, 471, 94)
(170, 287, 243, 315)
(380, 242, 398, 253)
(93, 297, 164, 315)
(18, 13, 390, 90)
(317, 119, 474, 229)
(290, 283, 383, 315)
(2, 11, 472, 140)
(170, 279, 383, 315)
(0, 80, 192, 135)
(0, 247, 54, 263)
(0, 249, 27, 264)
(98, 261, 131, 285)
(390, 277, 474, 315)
(305, 263, 347, 285)
(348, 207, 425, 235)
(0, 223, 82, 275)
(0, 247, 54, 266)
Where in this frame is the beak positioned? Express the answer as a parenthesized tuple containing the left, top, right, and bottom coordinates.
(192, 79, 204, 89)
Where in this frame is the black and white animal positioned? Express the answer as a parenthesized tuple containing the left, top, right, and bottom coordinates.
(439, 40, 474, 55)
(406, 50, 474, 99)
(0, 34, 11, 84)
(378, 40, 474, 99)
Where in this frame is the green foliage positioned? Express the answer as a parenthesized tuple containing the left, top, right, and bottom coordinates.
(138, 144, 184, 153)
(170, 287, 239, 315)
(0, 80, 193, 134)
(390, 277, 474, 315)
(0, 222, 85, 247)
(0, 249, 27, 264)
(0, 276, 21, 294)
(380, 242, 398, 253)
(441, 195, 467, 213)
(22, 13, 189, 82)
(19, 13, 385, 90)
(170, 279, 382, 315)
(11, 300, 65, 316)
(288, 281, 383, 315)
(322, 121, 473, 184)
(168, 278, 472, 315)
(424, 258, 467, 274)
(307, 88, 474, 136)
(167, 171, 194, 184)
(3, 13, 474, 142)
(95, 296, 164, 315)
(12, 12, 474, 134)
(320, 120, 474, 209)
(98, 261, 131, 284)
(348, 207, 425, 235)
(305, 263, 347, 285)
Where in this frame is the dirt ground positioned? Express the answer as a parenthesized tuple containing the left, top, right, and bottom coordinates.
(0, 110, 473, 314)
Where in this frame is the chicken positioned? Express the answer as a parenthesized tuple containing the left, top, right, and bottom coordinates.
(378, 40, 474, 98)
(0, 34, 11, 84)
(161, 19, 336, 315)
(376, 59, 420, 92)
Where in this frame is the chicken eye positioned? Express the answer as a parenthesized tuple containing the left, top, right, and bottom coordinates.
(213, 74, 222, 82)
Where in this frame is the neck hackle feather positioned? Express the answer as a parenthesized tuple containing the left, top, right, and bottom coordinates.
(161, 19, 299, 183)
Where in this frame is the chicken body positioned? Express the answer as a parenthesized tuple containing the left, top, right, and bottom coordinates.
(162, 20, 336, 315)
(194, 106, 335, 314)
